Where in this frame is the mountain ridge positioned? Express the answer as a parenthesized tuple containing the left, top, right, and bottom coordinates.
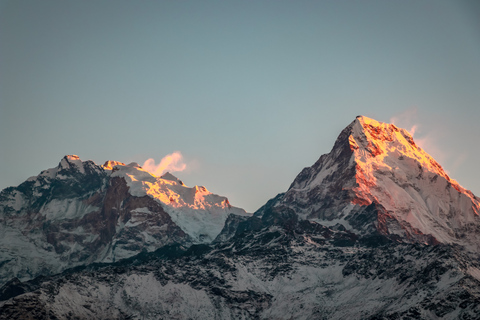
(0, 155, 247, 286)
(1, 115, 480, 319)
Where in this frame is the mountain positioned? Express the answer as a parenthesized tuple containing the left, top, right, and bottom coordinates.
(1, 212, 479, 319)
(0, 155, 248, 286)
(1, 116, 480, 319)
(255, 116, 480, 250)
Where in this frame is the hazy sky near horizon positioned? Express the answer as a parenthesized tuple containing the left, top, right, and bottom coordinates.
(1, 0, 480, 212)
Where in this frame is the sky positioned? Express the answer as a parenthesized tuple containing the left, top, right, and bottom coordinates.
(1, 0, 479, 213)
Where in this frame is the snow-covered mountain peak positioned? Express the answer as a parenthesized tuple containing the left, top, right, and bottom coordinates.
(352, 116, 446, 179)
(45, 156, 248, 243)
(21, 155, 105, 190)
(273, 116, 480, 250)
(106, 161, 249, 243)
(0, 154, 250, 285)
(101, 160, 126, 170)
(348, 116, 478, 207)
(110, 161, 155, 183)
(58, 154, 86, 173)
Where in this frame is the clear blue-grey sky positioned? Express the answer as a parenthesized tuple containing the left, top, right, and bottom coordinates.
(1, 0, 479, 212)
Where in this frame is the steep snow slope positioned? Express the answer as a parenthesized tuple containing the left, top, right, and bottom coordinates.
(263, 116, 480, 251)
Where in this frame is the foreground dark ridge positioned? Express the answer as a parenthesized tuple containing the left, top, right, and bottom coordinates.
(1, 212, 480, 319)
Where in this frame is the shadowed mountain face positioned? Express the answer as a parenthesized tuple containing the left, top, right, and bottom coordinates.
(1, 116, 480, 319)
(1, 214, 479, 320)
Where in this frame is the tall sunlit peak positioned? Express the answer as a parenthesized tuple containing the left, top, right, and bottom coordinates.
(347, 115, 475, 202)
(352, 115, 413, 141)
(355, 115, 385, 127)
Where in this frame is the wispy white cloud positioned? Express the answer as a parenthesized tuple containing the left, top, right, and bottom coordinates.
(390, 106, 419, 137)
(142, 151, 186, 176)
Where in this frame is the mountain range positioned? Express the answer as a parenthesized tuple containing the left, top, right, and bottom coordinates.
(1, 116, 479, 319)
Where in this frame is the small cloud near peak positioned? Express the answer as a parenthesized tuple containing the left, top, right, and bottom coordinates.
(142, 151, 186, 177)
(390, 106, 419, 137)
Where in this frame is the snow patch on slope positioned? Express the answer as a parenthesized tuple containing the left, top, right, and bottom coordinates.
(41, 198, 99, 220)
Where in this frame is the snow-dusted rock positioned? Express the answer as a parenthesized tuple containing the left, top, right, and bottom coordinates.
(0, 155, 247, 286)
(1, 218, 479, 320)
